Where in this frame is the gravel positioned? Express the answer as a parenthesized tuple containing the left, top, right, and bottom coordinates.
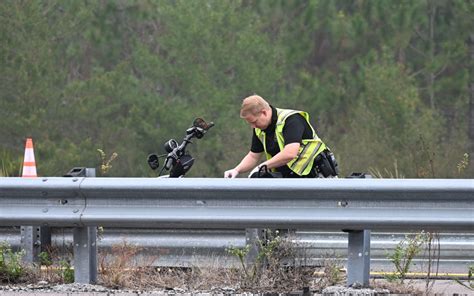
(322, 285, 391, 295)
(0, 283, 399, 296)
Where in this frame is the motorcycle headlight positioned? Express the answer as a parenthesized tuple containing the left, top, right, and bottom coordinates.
(164, 139, 178, 153)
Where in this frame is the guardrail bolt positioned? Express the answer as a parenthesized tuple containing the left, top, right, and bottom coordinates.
(338, 201, 348, 207)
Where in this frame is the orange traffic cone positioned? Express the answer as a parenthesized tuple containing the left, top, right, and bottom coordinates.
(22, 138, 37, 178)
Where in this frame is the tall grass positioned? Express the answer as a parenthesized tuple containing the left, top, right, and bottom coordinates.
(0, 149, 21, 177)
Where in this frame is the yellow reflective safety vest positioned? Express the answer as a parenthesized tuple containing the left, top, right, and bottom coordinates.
(254, 108, 327, 176)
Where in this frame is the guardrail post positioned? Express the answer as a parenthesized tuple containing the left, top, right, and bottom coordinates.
(346, 229, 370, 287)
(20, 226, 50, 263)
(68, 167, 97, 284)
(73, 226, 97, 283)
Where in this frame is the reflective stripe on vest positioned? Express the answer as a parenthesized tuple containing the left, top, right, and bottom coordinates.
(255, 108, 326, 176)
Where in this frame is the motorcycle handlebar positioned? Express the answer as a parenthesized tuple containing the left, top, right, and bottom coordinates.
(157, 118, 214, 174)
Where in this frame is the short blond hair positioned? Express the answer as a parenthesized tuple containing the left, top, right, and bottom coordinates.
(240, 95, 270, 118)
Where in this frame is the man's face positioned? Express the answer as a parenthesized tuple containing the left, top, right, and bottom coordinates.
(244, 110, 269, 129)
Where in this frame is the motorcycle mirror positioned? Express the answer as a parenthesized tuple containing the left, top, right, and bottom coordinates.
(164, 139, 178, 153)
(147, 154, 160, 170)
(193, 118, 209, 130)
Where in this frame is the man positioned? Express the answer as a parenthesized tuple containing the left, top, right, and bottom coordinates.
(224, 95, 338, 178)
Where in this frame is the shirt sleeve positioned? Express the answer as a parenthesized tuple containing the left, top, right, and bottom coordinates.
(282, 114, 306, 145)
(250, 130, 264, 153)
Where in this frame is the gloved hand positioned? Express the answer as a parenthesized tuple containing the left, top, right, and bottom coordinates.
(224, 168, 239, 178)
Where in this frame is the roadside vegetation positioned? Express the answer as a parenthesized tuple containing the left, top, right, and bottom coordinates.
(2, 230, 470, 294)
(455, 265, 474, 291)
(0, 243, 26, 283)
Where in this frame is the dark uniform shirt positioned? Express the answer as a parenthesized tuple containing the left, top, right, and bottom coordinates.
(250, 106, 316, 177)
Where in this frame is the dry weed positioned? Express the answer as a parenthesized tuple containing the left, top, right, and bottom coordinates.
(372, 278, 423, 295)
(0, 243, 75, 285)
(225, 230, 344, 293)
(99, 240, 153, 289)
(310, 255, 345, 291)
(95, 234, 345, 293)
(36, 245, 74, 284)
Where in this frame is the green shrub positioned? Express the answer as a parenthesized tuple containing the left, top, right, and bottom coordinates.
(59, 259, 74, 284)
(0, 242, 26, 283)
(385, 232, 428, 283)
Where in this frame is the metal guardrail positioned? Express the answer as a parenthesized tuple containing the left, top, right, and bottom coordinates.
(1, 177, 473, 230)
(1, 177, 473, 286)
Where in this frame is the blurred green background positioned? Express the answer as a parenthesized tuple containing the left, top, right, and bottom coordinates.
(1, 0, 473, 178)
